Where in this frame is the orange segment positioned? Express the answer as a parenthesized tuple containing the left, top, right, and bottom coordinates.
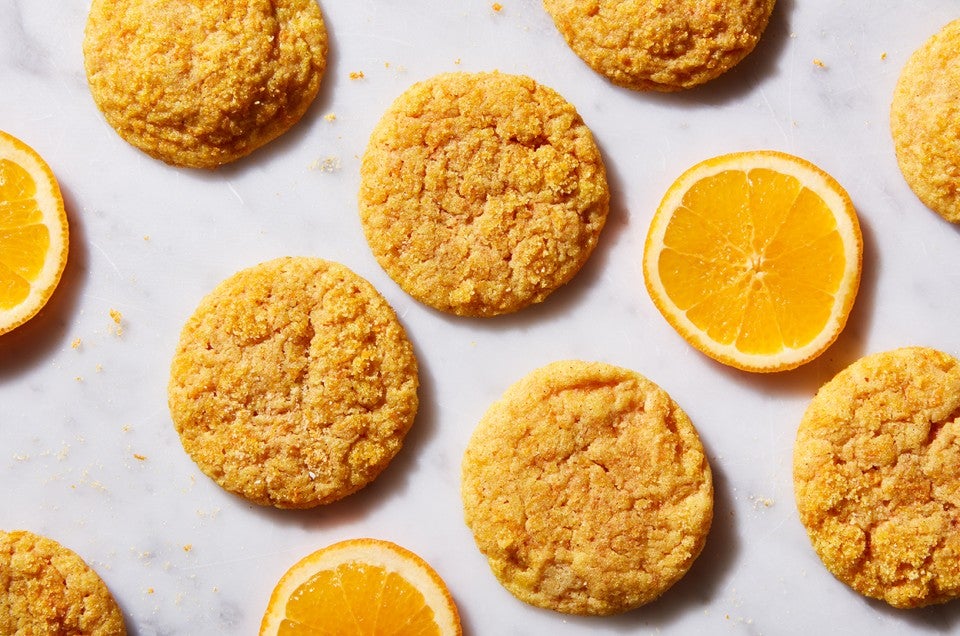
(261, 538, 462, 636)
(0, 130, 69, 334)
(643, 150, 862, 372)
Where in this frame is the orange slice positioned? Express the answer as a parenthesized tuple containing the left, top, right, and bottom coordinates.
(260, 538, 462, 636)
(0, 130, 69, 335)
(643, 150, 862, 372)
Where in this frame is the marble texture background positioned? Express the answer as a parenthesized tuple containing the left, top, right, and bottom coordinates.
(2, 1, 959, 634)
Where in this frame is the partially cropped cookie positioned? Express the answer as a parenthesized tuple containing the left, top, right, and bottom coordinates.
(794, 347, 960, 608)
(461, 360, 713, 615)
(168, 257, 418, 509)
(83, 0, 327, 168)
(542, 0, 776, 91)
(0, 530, 126, 635)
(890, 19, 960, 223)
(359, 71, 609, 317)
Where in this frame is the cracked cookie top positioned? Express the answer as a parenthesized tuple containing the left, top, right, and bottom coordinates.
(891, 19, 960, 223)
(83, 0, 327, 168)
(168, 257, 418, 509)
(461, 360, 713, 615)
(794, 346, 960, 608)
(542, 0, 776, 91)
(0, 530, 126, 635)
(359, 71, 608, 317)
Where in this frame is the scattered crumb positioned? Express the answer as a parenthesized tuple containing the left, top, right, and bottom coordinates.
(813, 58, 826, 68)
(95, 364, 103, 373)
(881, 51, 887, 60)
(146, 588, 155, 595)
(109, 309, 124, 336)
(74, 376, 84, 382)
(309, 156, 341, 172)
(133, 453, 147, 461)
(349, 70, 365, 80)
(143, 235, 150, 241)
(121, 424, 132, 433)
(183, 544, 193, 552)
(71, 337, 82, 349)
(492, 2, 503, 11)
(324, 113, 336, 122)
(454, 58, 461, 65)
(749, 495, 775, 509)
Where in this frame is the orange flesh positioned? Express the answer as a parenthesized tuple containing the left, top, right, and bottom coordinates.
(658, 168, 845, 355)
(279, 562, 439, 636)
(0, 158, 50, 309)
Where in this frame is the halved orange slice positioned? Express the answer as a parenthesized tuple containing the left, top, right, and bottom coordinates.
(260, 538, 462, 635)
(643, 150, 862, 372)
(0, 130, 69, 335)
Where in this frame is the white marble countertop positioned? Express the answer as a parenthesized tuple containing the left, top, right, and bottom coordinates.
(3, 1, 960, 634)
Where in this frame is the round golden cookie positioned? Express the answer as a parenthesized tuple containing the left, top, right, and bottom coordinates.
(168, 257, 418, 509)
(83, 0, 327, 169)
(794, 347, 960, 608)
(358, 71, 609, 317)
(890, 19, 960, 223)
(542, 0, 776, 92)
(461, 360, 713, 615)
(0, 530, 126, 635)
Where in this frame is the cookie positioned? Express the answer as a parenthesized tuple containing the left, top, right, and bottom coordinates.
(168, 257, 419, 509)
(890, 19, 960, 223)
(461, 360, 713, 615)
(794, 347, 960, 608)
(83, 0, 327, 169)
(542, 0, 776, 92)
(0, 530, 126, 635)
(358, 71, 609, 317)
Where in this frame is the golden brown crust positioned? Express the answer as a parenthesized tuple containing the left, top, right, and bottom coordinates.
(542, 0, 776, 91)
(358, 71, 609, 317)
(83, 0, 327, 169)
(890, 19, 960, 223)
(168, 257, 419, 509)
(794, 347, 960, 608)
(461, 360, 713, 615)
(0, 530, 126, 635)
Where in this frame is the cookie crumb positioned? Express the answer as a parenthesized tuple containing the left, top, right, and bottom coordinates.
(109, 309, 124, 336)
(492, 2, 503, 11)
(183, 544, 193, 552)
(813, 58, 826, 68)
(880, 51, 887, 60)
(324, 113, 336, 122)
(133, 453, 147, 461)
(349, 70, 365, 80)
(71, 337, 82, 349)
(309, 156, 341, 172)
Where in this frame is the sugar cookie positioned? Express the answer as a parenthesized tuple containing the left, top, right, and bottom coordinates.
(891, 19, 960, 223)
(794, 347, 960, 607)
(359, 71, 608, 317)
(542, 0, 776, 91)
(0, 530, 126, 635)
(461, 360, 713, 614)
(168, 257, 418, 509)
(83, 0, 327, 168)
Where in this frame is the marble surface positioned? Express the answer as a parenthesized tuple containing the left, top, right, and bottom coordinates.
(2, 1, 960, 634)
